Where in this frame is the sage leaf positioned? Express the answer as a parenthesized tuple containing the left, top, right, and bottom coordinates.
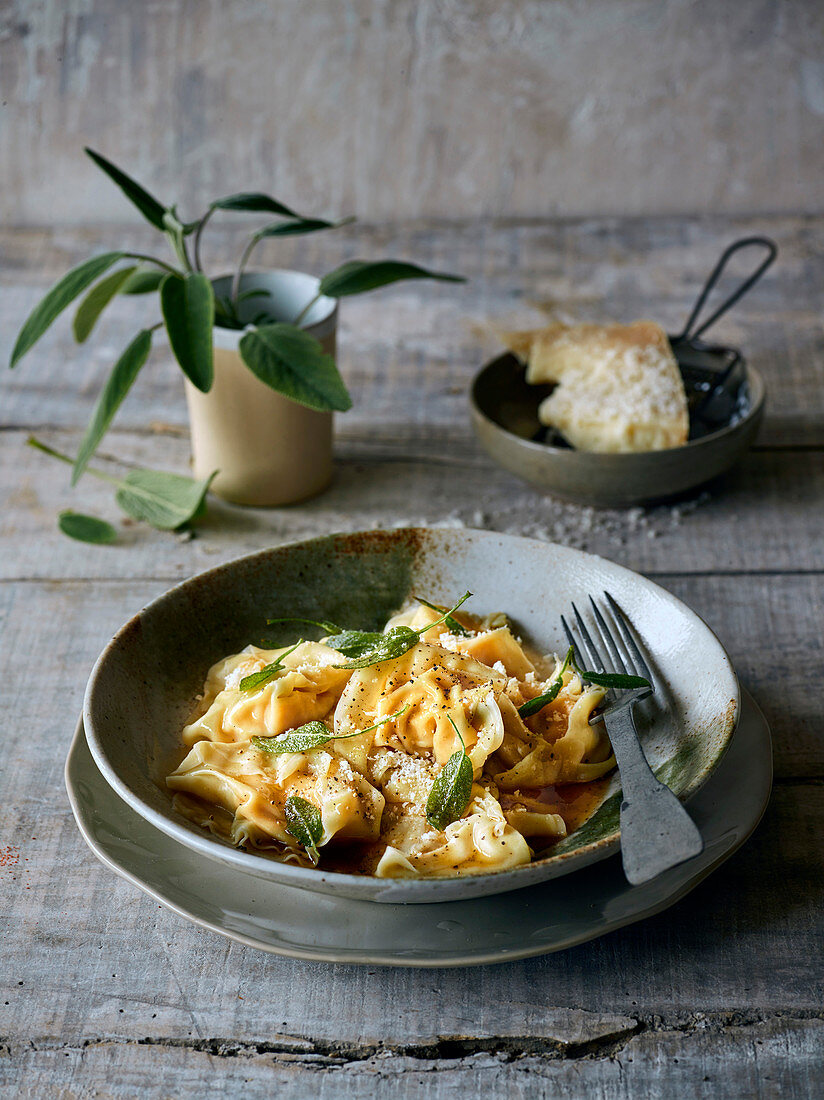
(253, 705, 410, 754)
(73, 266, 138, 343)
(210, 192, 298, 217)
(518, 647, 574, 719)
(72, 329, 153, 484)
(115, 468, 217, 530)
(284, 795, 323, 862)
(57, 510, 117, 545)
(160, 272, 215, 392)
(255, 217, 341, 238)
(325, 628, 401, 661)
(85, 148, 167, 230)
(214, 296, 243, 329)
(332, 592, 472, 670)
(319, 260, 465, 299)
(254, 721, 333, 755)
(331, 626, 421, 669)
(425, 717, 473, 831)
(238, 639, 304, 691)
(239, 323, 352, 412)
(10, 251, 126, 367)
(414, 595, 470, 636)
(122, 270, 165, 295)
(576, 668, 650, 690)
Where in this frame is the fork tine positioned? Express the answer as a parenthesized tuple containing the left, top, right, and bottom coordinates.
(561, 615, 579, 664)
(571, 602, 604, 671)
(604, 592, 653, 682)
(589, 597, 628, 675)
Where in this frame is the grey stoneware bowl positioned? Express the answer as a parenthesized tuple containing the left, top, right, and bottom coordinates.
(470, 352, 765, 508)
(83, 528, 739, 904)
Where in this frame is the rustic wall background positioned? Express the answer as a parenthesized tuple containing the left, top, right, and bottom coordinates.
(1, 0, 823, 225)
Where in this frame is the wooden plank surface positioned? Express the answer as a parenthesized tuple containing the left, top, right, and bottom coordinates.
(2, 428, 824, 581)
(3, 1017, 824, 1100)
(2, 216, 822, 1098)
(1, 781, 822, 1095)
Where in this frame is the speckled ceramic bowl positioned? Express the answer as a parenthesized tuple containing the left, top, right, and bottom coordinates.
(83, 528, 739, 904)
(470, 352, 765, 507)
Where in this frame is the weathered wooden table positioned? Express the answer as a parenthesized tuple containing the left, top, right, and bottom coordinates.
(2, 218, 822, 1098)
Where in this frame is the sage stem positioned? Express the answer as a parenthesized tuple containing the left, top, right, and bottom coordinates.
(123, 253, 179, 276)
(192, 208, 214, 273)
(293, 291, 321, 328)
(231, 232, 262, 311)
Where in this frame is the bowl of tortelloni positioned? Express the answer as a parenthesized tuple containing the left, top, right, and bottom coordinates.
(83, 527, 738, 903)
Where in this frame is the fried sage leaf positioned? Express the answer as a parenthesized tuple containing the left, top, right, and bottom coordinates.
(413, 595, 471, 637)
(425, 717, 474, 832)
(331, 592, 472, 670)
(518, 646, 574, 719)
(576, 668, 650, 689)
(283, 795, 323, 864)
(329, 626, 418, 666)
(252, 705, 410, 755)
(238, 639, 304, 691)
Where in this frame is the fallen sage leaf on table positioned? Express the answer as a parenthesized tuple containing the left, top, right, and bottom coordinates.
(57, 510, 117, 545)
(28, 436, 216, 535)
(114, 466, 216, 529)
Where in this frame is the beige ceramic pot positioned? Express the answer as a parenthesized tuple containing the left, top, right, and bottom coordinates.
(184, 270, 338, 507)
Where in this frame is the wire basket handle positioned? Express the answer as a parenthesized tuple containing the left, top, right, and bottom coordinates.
(676, 236, 777, 343)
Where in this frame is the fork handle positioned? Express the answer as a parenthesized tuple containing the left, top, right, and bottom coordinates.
(604, 706, 705, 885)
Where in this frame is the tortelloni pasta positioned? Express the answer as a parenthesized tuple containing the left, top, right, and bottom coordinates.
(167, 599, 617, 878)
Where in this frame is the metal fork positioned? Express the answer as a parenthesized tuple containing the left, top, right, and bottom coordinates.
(562, 592, 704, 885)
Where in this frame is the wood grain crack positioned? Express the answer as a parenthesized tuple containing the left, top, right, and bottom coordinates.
(4, 1011, 824, 1069)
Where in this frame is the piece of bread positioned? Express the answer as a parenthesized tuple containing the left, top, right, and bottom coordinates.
(502, 320, 689, 453)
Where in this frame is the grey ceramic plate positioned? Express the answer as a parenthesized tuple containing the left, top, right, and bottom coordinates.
(470, 352, 766, 507)
(83, 528, 739, 903)
(66, 690, 771, 966)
